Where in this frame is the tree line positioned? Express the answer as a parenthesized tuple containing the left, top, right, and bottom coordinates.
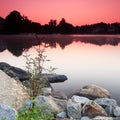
(0, 10, 120, 34)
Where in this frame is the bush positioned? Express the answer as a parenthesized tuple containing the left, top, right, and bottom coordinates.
(17, 99, 55, 120)
(23, 36, 56, 97)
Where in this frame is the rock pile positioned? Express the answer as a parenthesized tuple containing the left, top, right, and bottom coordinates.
(0, 66, 120, 120)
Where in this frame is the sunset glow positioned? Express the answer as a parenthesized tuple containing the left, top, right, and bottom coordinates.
(0, 0, 120, 25)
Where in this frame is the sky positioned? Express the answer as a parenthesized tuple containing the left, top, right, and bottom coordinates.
(0, 0, 120, 26)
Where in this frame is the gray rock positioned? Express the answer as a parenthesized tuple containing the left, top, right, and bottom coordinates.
(0, 62, 68, 83)
(0, 62, 28, 81)
(41, 87, 52, 96)
(93, 116, 113, 120)
(42, 73, 68, 83)
(113, 106, 120, 117)
(113, 117, 120, 120)
(54, 118, 72, 120)
(67, 96, 90, 119)
(0, 70, 29, 110)
(51, 90, 68, 100)
(35, 95, 67, 113)
(67, 95, 107, 119)
(0, 103, 16, 120)
(68, 96, 90, 119)
(25, 99, 33, 108)
(95, 98, 117, 115)
(81, 116, 92, 120)
(95, 98, 117, 107)
(56, 111, 67, 118)
(74, 84, 111, 100)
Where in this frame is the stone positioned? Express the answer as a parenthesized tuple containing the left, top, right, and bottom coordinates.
(95, 98, 117, 115)
(113, 106, 120, 117)
(42, 73, 68, 83)
(54, 118, 71, 120)
(0, 62, 68, 83)
(56, 111, 67, 118)
(95, 98, 117, 107)
(93, 116, 113, 120)
(0, 70, 29, 110)
(67, 95, 90, 119)
(75, 84, 111, 100)
(0, 62, 28, 81)
(81, 116, 92, 120)
(25, 99, 33, 108)
(35, 95, 67, 113)
(41, 87, 52, 96)
(51, 90, 68, 100)
(0, 103, 16, 120)
(113, 117, 120, 120)
(82, 101, 107, 118)
(67, 95, 107, 119)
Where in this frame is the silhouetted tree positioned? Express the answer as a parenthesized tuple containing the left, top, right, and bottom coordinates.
(0, 10, 120, 34)
(49, 19, 57, 26)
(0, 17, 5, 34)
(31, 22, 41, 33)
(47, 19, 57, 33)
(5, 10, 23, 34)
(57, 18, 74, 34)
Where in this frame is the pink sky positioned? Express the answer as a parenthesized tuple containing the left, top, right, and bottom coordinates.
(0, 0, 120, 26)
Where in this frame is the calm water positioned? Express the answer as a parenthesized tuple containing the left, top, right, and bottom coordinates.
(0, 34, 120, 103)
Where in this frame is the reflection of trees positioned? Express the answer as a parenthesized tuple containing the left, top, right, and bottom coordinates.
(77, 37, 120, 46)
(0, 35, 120, 57)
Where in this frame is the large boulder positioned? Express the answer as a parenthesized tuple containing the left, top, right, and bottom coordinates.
(67, 95, 107, 119)
(82, 101, 107, 118)
(0, 62, 28, 81)
(0, 103, 16, 120)
(95, 98, 117, 115)
(74, 84, 111, 100)
(35, 95, 67, 113)
(0, 70, 29, 110)
(0, 62, 68, 83)
(42, 73, 68, 83)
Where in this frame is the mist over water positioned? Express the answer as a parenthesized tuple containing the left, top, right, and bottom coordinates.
(0, 34, 120, 104)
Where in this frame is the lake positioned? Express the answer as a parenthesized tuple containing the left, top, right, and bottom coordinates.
(0, 34, 120, 103)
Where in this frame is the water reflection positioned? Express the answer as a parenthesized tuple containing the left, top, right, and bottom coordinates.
(0, 34, 120, 104)
(0, 35, 120, 56)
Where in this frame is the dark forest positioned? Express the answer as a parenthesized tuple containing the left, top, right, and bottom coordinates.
(0, 10, 120, 34)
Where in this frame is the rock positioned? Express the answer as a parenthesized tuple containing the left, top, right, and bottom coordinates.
(35, 95, 67, 113)
(75, 84, 111, 100)
(0, 62, 28, 81)
(82, 101, 107, 118)
(0, 103, 16, 120)
(67, 95, 90, 119)
(81, 116, 92, 120)
(54, 118, 71, 120)
(42, 73, 68, 83)
(0, 70, 29, 110)
(56, 111, 67, 118)
(95, 98, 117, 107)
(51, 90, 68, 100)
(113, 117, 120, 120)
(67, 95, 107, 119)
(0, 62, 68, 83)
(113, 106, 120, 117)
(25, 99, 33, 108)
(95, 98, 117, 115)
(93, 116, 113, 120)
(41, 87, 52, 96)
